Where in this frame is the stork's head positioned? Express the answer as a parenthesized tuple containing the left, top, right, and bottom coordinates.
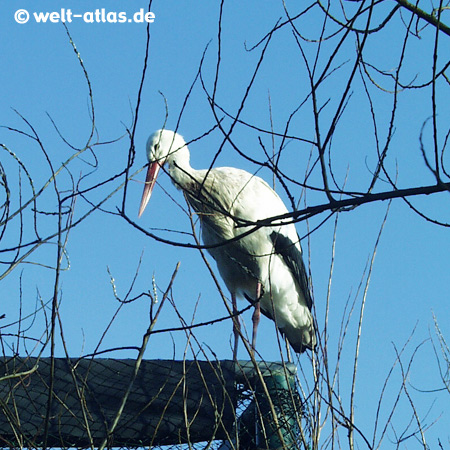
(138, 129, 188, 217)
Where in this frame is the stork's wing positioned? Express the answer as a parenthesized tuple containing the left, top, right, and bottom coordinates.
(269, 231, 313, 310)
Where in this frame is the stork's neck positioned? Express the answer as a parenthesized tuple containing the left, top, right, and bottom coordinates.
(167, 145, 196, 189)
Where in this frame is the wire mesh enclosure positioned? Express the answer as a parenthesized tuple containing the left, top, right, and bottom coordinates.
(0, 357, 304, 449)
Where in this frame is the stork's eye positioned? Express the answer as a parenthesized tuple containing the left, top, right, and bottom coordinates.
(154, 143, 160, 152)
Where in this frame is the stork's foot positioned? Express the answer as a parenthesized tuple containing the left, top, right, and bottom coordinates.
(251, 302, 260, 356)
(251, 282, 263, 356)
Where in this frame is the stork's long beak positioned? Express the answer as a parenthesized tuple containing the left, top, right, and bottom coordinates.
(138, 161, 160, 217)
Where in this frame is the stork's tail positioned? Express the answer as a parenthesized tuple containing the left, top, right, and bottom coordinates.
(283, 322, 317, 353)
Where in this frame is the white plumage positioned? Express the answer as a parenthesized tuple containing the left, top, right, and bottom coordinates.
(139, 129, 316, 354)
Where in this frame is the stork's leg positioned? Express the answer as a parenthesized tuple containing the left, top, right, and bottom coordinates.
(251, 282, 262, 355)
(232, 293, 240, 361)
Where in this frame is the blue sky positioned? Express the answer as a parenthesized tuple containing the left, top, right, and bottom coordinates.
(1, 1, 450, 447)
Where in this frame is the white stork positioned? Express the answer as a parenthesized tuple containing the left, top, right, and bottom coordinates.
(138, 129, 316, 355)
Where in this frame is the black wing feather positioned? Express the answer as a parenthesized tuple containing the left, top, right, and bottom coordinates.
(270, 231, 313, 310)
